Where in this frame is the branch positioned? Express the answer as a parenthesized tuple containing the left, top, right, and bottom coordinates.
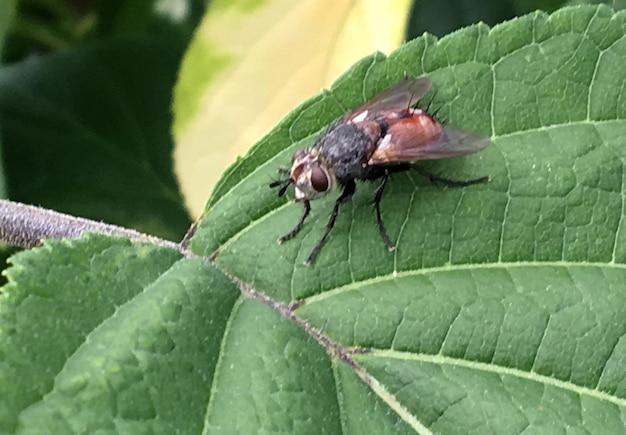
(0, 199, 182, 252)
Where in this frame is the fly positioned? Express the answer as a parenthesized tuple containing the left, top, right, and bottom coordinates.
(270, 75, 491, 265)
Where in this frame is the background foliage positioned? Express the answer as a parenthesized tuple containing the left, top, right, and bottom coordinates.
(1, 1, 626, 433)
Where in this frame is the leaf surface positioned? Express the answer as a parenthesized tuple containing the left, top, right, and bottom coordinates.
(2, 5, 626, 434)
(189, 4, 626, 431)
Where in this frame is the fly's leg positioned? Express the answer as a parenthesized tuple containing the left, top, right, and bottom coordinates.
(373, 171, 395, 251)
(305, 181, 356, 266)
(278, 200, 311, 243)
(414, 166, 490, 187)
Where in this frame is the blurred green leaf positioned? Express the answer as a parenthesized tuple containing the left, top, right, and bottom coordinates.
(406, 0, 571, 39)
(3, 0, 205, 62)
(0, 0, 17, 198)
(0, 39, 191, 241)
(0, 0, 17, 56)
(407, 0, 518, 38)
(94, 0, 205, 43)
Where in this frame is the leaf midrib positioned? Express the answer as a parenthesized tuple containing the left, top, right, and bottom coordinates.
(303, 261, 626, 304)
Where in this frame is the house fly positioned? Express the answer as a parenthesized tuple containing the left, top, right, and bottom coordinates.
(270, 76, 491, 265)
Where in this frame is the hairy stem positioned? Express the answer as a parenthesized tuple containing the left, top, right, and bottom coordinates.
(0, 199, 182, 253)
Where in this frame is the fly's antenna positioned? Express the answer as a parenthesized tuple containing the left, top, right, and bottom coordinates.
(270, 166, 293, 196)
(269, 178, 292, 197)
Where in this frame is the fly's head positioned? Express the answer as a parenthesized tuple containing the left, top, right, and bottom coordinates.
(290, 149, 337, 201)
(270, 149, 336, 201)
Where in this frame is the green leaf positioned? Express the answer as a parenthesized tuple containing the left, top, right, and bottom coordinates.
(0, 0, 17, 199)
(193, 4, 626, 293)
(300, 266, 626, 431)
(94, 0, 205, 43)
(0, 1, 16, 57)
(0, 234, 240, 433)
(203, 298, 342, 434)
(407, 0, 517, 38)
(0, 122, 6, 199)
(0, 39, 190, 241)
(187, 4, 626, 430)
(406, 0, 572, 40)
(3, 5, 626, 434)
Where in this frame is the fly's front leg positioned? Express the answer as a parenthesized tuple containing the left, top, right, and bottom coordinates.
(278, 200, 311, 243)
(373, 171, 395, 251)
(305, 181, 356, 266)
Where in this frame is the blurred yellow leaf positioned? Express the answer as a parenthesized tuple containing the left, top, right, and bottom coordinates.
(173, 0, 412, 217)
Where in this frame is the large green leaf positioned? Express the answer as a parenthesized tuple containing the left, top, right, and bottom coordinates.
(193, 5, 626, 286)
(0, 235, 238, 433)
(1, 5, 626, 434)
(190, 4, 626, 430)
(0, 234, 338, 433)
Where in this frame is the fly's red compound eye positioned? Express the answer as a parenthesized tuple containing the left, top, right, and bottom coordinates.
(310, 166, 329, 192)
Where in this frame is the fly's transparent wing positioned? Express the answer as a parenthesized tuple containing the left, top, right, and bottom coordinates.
(343, 77, 432, 122)
(368, 115, 491, 164)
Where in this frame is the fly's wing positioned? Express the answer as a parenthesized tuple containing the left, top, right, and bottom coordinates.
(342, 77, 432, 122)
(367, 116, 491, 165)
(413, 126, 490, 160)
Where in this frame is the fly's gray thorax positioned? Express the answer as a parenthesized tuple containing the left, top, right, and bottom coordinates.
(314, 122, 379, 182)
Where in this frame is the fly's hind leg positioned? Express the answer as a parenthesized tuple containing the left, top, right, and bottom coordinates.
(373, 171, 395, 251)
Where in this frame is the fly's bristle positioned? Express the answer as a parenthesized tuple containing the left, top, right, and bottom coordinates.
(421, 89, 441, 116)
